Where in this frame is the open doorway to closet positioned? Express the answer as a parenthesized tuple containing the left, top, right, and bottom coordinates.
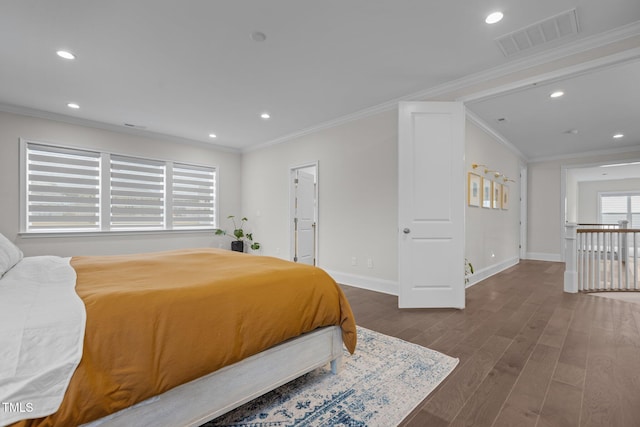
(290, 162, 318, 265)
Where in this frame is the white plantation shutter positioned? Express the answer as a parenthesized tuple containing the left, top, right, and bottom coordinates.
(25, 143, 101, 231)
(171, 163, 216, 229)
(110, 155, 165, 230)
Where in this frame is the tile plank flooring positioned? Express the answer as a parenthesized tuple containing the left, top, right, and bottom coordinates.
(339, 260, 640, 427)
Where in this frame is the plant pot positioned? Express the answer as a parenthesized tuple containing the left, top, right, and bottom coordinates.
(231, 241, 244, 252)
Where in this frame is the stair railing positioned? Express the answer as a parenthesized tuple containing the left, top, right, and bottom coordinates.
(565, 221, 639, 292)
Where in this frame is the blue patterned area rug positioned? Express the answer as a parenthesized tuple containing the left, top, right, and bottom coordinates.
(203, 327, 458, 427)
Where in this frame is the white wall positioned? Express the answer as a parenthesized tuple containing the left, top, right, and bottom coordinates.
(242, 109, 522, 293)
(527, 149, 640, 261)
(0, 111, 242, 256)
(578, 178, 640, 223)
(527, 162, 562, 260)
(1, 108, 524, 291)
(465, 122, 521, 284)
(242, 110, 399, 292)
(566, 170, 578, 223)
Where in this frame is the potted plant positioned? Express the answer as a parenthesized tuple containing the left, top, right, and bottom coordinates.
(214, 215, 260, 252)
(465, 258, 474, 284)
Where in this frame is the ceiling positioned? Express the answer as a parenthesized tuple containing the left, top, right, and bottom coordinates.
(568, 162, 640, 182)
(467, 58, 640, 161)
(1, 0, 640, 156)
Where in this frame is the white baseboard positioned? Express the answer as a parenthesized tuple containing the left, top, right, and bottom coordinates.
(324, 269, 399, 296)
(466, 256, 520, 288)
(327, 257, 522, 295)
(525, 252, 562, 262)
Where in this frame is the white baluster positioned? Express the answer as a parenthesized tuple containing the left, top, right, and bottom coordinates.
(634, 232, 638, 290)
(617, 232, 623, 291)
(596, 232, 601, 290)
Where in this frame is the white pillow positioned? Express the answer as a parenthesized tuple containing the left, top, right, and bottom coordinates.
(0, 233, 24, 277)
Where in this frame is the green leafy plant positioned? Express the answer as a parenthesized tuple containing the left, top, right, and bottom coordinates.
(465, 258, 474, 284)
(214, 215, 260, 250)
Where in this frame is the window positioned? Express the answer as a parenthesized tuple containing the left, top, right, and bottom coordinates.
(171, 163, 216, 229)
(599, 192, 640, 227)
(24, 143, 101, 231)
(22, 140, 216, 233)
(110, 155, 166, 230)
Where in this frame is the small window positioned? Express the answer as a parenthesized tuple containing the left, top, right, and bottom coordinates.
(22, 140, 217, 234)
(25, 143, 101, 232)
(171, 163, 216, 229)
(110, 155, 166, 230)
(599, 192, 640, 227)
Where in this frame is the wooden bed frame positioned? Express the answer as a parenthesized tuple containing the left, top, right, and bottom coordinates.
(82, 326, 344, 427)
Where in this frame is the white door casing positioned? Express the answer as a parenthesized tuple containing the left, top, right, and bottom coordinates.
(398, 101, 466, 309)
(290, 165, 318, 265)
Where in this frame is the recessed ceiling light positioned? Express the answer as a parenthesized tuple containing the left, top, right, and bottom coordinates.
(56, 50, 76, 60)
(260, 112, 270, 119)
(550, 91, 564, 98)
(250, 31, 267, 42)
(613, 133, 624, 139)
(67, 102, 80, 109)
(485, 11, 504, 24)
(209, 133, 217, 138)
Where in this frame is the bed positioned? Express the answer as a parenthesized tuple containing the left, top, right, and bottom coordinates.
(0, 241, 357, 427)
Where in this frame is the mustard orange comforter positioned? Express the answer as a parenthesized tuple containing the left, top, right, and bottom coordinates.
(14, 248, 356, 427)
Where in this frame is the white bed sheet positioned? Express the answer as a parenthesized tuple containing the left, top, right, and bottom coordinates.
(0, 256, 86, 426)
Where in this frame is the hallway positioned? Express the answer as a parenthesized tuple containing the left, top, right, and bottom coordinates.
(341, 260, 640, 426)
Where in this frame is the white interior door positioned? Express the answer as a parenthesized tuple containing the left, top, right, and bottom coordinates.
(293, 169, 316, 265)
(398, 101, 465, 309)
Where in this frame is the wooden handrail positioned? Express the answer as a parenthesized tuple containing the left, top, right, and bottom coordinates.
(577, 228, 640, 233)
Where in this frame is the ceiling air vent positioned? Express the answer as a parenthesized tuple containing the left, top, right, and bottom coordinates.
(496, 9, 579, 57)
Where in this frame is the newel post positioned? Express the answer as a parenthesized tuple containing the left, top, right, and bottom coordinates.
(564, 223, 578, 293)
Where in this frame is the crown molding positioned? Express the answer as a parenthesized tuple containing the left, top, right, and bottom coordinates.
(561, 156, 640, 171)
(4, 21, 640, 157)
(0, 103, 241, 154)
(529, 144, 640, 164)
(465, 111, 528, 162)
(457, 21, 640, 101)
(461, 46, 640, 104)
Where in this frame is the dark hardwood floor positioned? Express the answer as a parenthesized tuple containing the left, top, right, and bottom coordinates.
(339, 260, 640, 427)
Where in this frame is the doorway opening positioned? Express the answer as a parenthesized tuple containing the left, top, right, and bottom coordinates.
(290, 162, 318, 265)
(561, 159, 640, 261)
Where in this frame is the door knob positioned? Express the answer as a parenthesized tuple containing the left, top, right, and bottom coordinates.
(403, 228, 411, 234)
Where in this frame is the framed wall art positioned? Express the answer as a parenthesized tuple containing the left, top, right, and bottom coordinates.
(468, 173, 481, 207)
(502, 184, 510, 210)
(482, 178, 492, 208)
(492, 182, 501, 209)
